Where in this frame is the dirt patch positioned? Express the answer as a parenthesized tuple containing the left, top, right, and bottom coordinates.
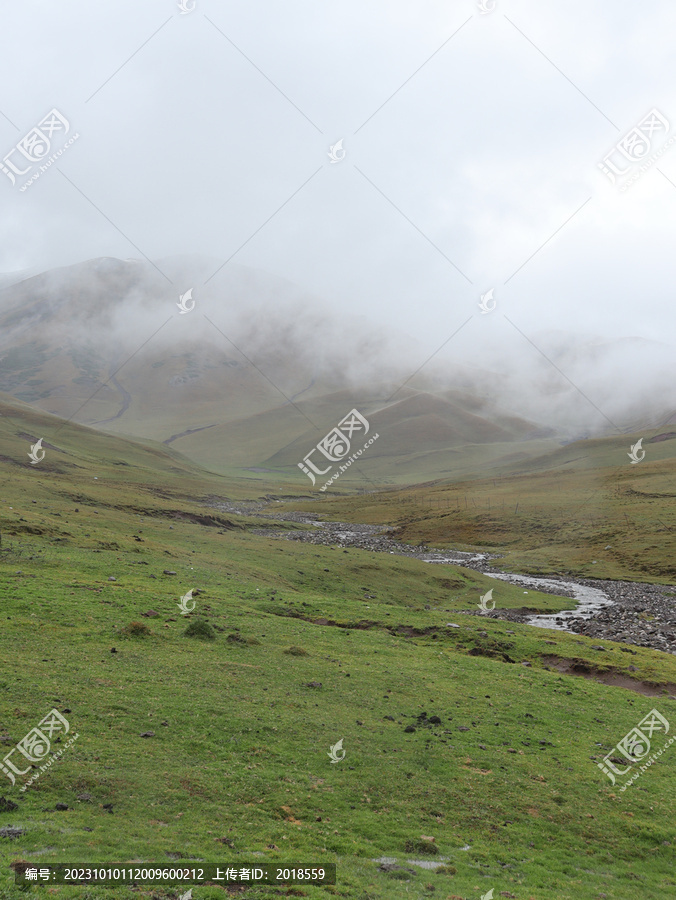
(648, 432, 676, 443)
(541, 655, 676, 698)
(168, 510, 240, 529)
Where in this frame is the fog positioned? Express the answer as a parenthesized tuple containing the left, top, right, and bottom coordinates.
(1, 0, 675, 439)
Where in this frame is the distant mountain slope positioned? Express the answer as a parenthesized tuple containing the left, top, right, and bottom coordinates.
(0, 257, 565, 483)
(3, 256, 674, 485)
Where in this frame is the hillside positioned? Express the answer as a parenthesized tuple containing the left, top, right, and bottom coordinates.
(308, 429, 676, 583)
(0, 399, 675, 899)
(0, 257, 565, 484)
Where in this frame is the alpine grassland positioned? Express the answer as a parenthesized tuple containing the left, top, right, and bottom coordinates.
(0, 400, 674, 899)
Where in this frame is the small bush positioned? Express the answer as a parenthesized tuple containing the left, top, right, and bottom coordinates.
(435, 865, 456, 875)
(123, 621, 151, 637)
(404, 839, 438, 856)
(284, 646, 309, 656)
(184, 619, 216, 641)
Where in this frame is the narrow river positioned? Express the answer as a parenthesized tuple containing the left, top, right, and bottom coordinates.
(421, 555, 613, 631)
(251, 513, 616, 634)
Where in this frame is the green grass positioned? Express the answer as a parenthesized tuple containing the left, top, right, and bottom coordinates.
(307, 432, 676, 583)
(0, 400, 675, 899)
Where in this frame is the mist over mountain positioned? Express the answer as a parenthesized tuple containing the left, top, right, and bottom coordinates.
(0, 256, 672, 479)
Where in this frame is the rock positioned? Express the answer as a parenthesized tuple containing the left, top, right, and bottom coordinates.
(379, 863, 416, 874)
(108, 576, 116, 582)
(140, 731, 155, 737)
(163, 570, 177, 575)
(141, 610, 159, 618)
(404, 725, 416, 733)
(458, 726, 470, 732)
(110, 648, 117, 653)
(102, 803, 113, 813)
(446, 623, 460, 628)
(76, 793, 93, 802)
(0, 827, 25, 838)
(55, 803, 69, 811)
(429, 716, 442, 725)
(305, 682, 322, 688)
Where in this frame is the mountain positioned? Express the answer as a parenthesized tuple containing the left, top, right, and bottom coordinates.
(0, 257, 567, 483)
(4, 256, 672, 485)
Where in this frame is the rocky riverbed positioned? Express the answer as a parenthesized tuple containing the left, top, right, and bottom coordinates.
(209, 501, 676, 655)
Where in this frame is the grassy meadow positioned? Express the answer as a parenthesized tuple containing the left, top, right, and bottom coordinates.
(0, 398, 675, 899)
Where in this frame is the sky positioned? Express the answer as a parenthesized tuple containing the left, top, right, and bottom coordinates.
(1, 0, 675, 418)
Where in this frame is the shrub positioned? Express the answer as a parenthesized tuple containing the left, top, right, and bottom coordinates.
(404, 839, 438, 856)
(184, 619, 216, 641)
(284, 646, 309, 656)
(123, 621, 151, 637)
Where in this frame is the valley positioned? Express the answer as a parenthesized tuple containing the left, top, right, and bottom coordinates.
(0, 390, 674, 899)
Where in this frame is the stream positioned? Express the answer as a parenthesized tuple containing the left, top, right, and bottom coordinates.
(251, 514, 615, 633)
(210, 501, 676, 653)
(421, 557, 613, 631)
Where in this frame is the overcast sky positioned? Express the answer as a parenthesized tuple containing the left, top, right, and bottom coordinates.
(1, 0, 675, 371)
